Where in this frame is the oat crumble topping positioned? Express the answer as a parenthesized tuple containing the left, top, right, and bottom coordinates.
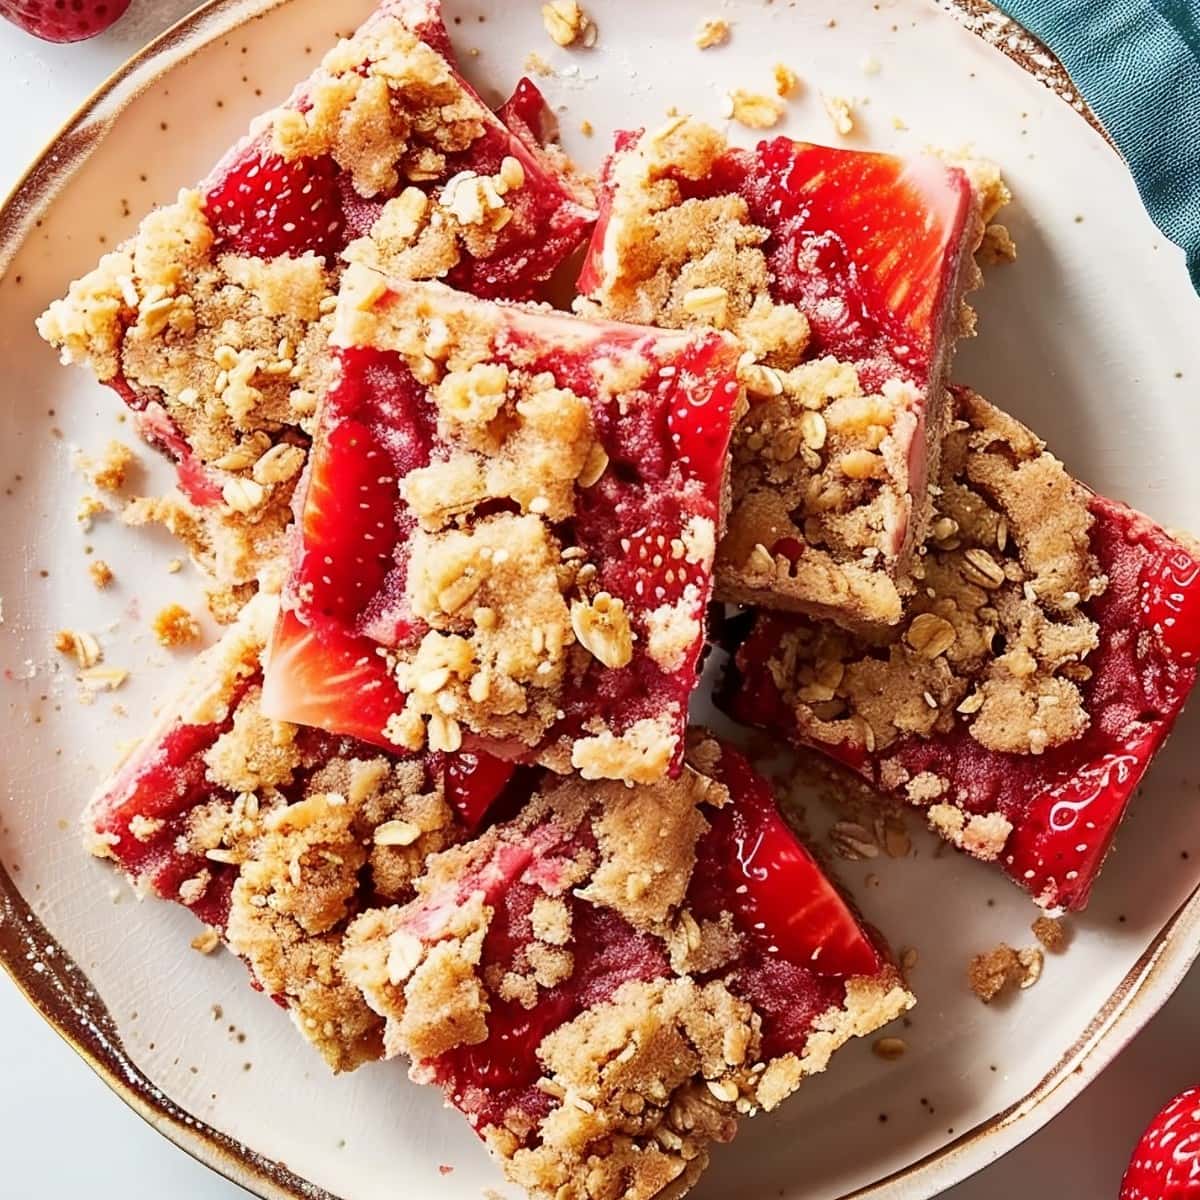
(822, 94, 857, 136)
(723, 89, 786, 130)
(76, 440, 135, 492)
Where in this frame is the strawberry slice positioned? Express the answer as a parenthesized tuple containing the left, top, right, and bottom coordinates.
(204, 148, 344, 261)
(697, 747, 882, 979)
(746, 139, 974, 383)
(442, 752, 519, 831)
(260, 608, 404, 750)
(1121, 1087, 1200, 1200)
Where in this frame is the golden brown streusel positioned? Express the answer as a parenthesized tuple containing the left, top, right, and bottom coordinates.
(967, 944, 1024, 1002)
(695, 17, 731, 49)
(152, 602, 201, 648)
(76, 440, 135, 491)
(88, 560, 114, 589)
(1031, 915, 1068, 952)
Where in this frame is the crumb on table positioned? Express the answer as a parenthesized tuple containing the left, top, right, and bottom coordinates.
(191, 927, 222, 955)
(695, 18, 730, 49)
(54, 628, 101, 668)
(88, 560, 114, 589)
(723, 88, 786, 130)
(541, 0, 595, 48)
(77, 440, 135, 492)
(968, 943, 1044, 1002)
(773, 63, 801, 97)
(822, 93, 857, 135)
(152, 602, 201, 648)
(1031, 915, 1067, 952)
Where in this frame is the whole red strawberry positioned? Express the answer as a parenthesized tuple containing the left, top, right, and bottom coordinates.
(1121, 1087, 1200, 1199)
(0, 0, 132, 42)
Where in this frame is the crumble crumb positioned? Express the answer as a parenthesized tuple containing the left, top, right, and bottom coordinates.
(860, 53, 881, 76)
(77, 440, 135, 492)
(724, 88, 786, 130)
(152, 602, 201, 647)
(79, 666, 128, 692)
(76, 494, 106, 530)
(978, 223, 1018, 265)
(967, 944, 1023, 1002)
(524, 50, 554, 76)
(205, 581, 255, 625)
(695, 18, 731, 49)
(54, 629, 101, 669)
(773, 64, 801, 97)
(167, 558, 183, 573)
(541, 0, 595, 47)
(872, 1036, 906, 1061)
(1031, 915, 1067, 952)
(822, 93, 857, 136)
(191, 927, 222, 955)
(88, 559, 114, 589)
(579, 119, 594, 137)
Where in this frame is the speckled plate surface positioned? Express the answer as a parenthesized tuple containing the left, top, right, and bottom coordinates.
(1, 2, 1199, 1198)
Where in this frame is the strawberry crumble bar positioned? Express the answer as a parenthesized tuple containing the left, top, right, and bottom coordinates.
(577, 118, 1007, 627)
(341, 736, 913, 1199)
(261, 270, 743, 783)
(37, 0, 594, 585)
(723, 388, 1200, 909)
(85, 591, 518, 1070)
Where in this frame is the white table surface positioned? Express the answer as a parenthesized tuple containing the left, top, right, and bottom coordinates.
(2, 6, 1198, 1198)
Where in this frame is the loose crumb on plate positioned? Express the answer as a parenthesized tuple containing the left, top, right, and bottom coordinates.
(76, 494, 106, 530)
(968, 943, 1044, 1002)
(524, 50, 553, 77)
(1031, 915, 1068, 952)
(695, 18, 731, 49)
(191, 927, 222, 955)
(822, 93, 857, 135)
(542, 0, 596, 48)
(579, 119, 594, 137)
(76, 440, 135, 492)
(152, 602, 201, 647)
(872, 1036, 907, 1061)
(723, 88, 786, 130)
(773, 63, 801, 98)
(54, 628, 101, 668)
(88, 559, 114, 589)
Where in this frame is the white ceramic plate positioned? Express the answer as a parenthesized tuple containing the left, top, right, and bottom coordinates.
(1, 1, 1198, 1198)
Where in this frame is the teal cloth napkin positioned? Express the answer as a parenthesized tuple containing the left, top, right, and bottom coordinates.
(994, 0, 1200, 292)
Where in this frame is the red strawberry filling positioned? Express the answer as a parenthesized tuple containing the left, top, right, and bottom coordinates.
(724, 392, 1200, 910)
(263, 277, 741, 780)
(375, 743, 889, 1141)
